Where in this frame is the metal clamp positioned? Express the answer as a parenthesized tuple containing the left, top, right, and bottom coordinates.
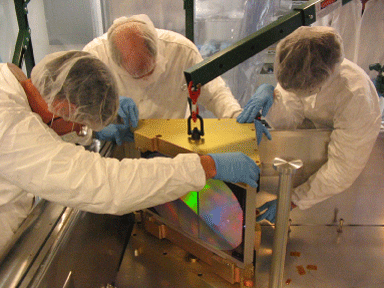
(187, 113, 204, 140)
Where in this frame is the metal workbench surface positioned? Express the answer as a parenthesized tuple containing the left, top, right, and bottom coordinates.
(255, 225, 384, 288)
(114, 222, 384, 288)
(114, 129, 384, 288)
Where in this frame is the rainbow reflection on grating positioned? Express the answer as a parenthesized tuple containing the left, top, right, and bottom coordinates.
(154, 179, 243, 250)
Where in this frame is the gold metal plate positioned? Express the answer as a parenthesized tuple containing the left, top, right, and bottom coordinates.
(133, 119, 260, 165)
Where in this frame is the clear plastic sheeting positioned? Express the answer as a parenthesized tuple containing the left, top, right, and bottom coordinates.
(103, 0, 292, 116)
(27, 0, 103, 64)
(102, 0, 185, 36)
(0, 0, 18, 63)
(195, 0, 292, 117)
(6, 0, 291, 113)
(196, 0, 245, 21)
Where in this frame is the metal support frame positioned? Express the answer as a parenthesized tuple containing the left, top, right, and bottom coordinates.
(184, 0, 352, 88)
(140, 185, 258, 285)
(143, 184, 257, 269)
(12, 0, 35, 77)
(243, 188, 257, 267)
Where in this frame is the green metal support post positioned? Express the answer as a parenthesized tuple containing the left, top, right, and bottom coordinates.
(12, 0, 35, 77)
(184, 0, 194, 42)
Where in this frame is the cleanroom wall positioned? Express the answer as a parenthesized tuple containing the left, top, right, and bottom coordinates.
(17, 0, 102, 64)
(0, 0, 19, 63)
(101, 0, 292, 117)
(4, 0, 291, 116)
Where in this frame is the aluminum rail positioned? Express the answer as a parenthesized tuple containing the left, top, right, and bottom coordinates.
(0, 200, 70, 287)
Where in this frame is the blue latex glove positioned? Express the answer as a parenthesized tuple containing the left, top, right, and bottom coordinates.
(95, 97, 139, 145)
(256, 199, 277, 224)
(237, 83, 274, 123)
(254, 118, 272, 146)
(208, 152, 260, 188)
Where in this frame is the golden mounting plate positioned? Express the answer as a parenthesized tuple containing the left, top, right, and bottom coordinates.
(134, 118, 260, 165)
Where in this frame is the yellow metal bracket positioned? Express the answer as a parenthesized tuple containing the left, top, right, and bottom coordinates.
(134, 118, 260, 165)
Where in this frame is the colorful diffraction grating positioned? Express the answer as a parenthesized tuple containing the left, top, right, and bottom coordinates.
(154, 179, 243, 250)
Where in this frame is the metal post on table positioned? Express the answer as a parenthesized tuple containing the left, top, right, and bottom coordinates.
(268, 158, 303, 288)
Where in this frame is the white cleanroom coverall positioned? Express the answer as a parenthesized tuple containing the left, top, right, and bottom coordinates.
(355, 0, 384, 78)
(312, 0, 384, 79)
(83, 29, 243, 119)
(311, 0, 362, 62)
(266, 59, 381, 210)
(0, 64, 206, 253)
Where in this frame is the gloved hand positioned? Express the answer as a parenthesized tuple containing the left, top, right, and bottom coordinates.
(256, 199, 277, 224)
(254, 118, 272, 146)
(237, 84, 274, 123)
(208, 152, 260, 188)
(95, 97, 139, 145)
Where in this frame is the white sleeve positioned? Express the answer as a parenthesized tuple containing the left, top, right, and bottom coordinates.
(291, 91, 381, 210)
(265, 85, 306, 129)
(200, 76, 243, 118)
(1, 109, 206, 215)
(187, 51, 243, 119)
(83, 35, 109, 61)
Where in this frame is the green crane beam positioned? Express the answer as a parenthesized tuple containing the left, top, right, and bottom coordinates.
(184, 0, 352, 87)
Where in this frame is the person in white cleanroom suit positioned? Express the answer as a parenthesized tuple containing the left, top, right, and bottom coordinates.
(311, 0, 362, 62)
(312, 0, 384, 79)
(312, 0, 384, 116)
(354, 0, 384, 79)
(237, 26, 381, 223)
(0, 51, 260, 254)
(83, 14, 243, 145)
